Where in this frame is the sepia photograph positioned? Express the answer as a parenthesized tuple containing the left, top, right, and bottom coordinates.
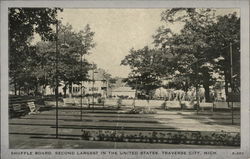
(1, 0, 250, 159)
(7, 7, 241, 149)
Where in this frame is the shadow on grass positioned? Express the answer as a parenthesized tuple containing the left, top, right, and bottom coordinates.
(10, 123, 54, 126)
(177, 111, 240, 126)
(62, 119, 160, 124)
(9, 122, 178, 131)
(53, 125, 179, 132)
(53, 106, 121, 111)
(10, 132, 81, 140)
(30, 136, 81, 140)
(15, 116, 162, 124)
(27, 113, 154, 118)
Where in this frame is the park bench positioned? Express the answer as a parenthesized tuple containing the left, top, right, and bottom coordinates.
(9, 96, 45, 118)
(9, 96, 34, 118)
(9, 103, 27, 117)
(27, 101, 40, 115)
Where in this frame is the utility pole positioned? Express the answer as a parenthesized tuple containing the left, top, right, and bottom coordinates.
(195, 62, 200, 115)
(92, 63, 95, 109)
(55, 20, 59, 139)
(80, 48, 83, 121)
(106, 79, 109, 98)
(133, 79, 138, 108)
(230, 42, 234, 125)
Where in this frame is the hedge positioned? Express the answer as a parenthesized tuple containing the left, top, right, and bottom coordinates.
(80, 129, 240, 146)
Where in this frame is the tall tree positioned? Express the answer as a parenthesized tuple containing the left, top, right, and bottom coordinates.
(153, 9, 240, 102)
(121, 46, 162, 99)
(9, 8, 62, 95)
(34, 23, 95, 97)
(206, 13, 240, 101)
(153, 8, 226, 102)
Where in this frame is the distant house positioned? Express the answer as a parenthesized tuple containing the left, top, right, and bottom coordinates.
(44, 68, 110, 98)
(111, 87, 136, 98)
(72, 80, 108, 97)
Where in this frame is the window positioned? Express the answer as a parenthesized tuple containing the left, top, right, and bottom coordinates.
(73, 87, 80, 93)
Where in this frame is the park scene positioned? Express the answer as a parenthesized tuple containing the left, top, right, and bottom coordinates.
(9, 8, 240, 149)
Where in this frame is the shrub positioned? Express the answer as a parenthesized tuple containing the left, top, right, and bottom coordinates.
(80, 129, 240, 146)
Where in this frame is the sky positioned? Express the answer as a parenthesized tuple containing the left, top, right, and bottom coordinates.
(58, 8, 239, 78)
(59, 9, 166, 78)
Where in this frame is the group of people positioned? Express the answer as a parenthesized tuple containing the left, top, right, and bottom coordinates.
(154, 88, 226, 102)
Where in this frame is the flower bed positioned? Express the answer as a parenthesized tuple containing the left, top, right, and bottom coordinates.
(80, 129, 240, 146)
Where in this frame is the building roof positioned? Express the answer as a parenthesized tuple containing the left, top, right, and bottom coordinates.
(87, 68, 107, 81)
(112, 87, 135, 92)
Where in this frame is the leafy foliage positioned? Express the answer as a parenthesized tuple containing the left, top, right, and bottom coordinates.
(121, 46, 163, 98)
(152, 9, 240, 102)
(34, 23, 95, 96)
(9, 8, 62, 95)
(9, 8, 96, 96)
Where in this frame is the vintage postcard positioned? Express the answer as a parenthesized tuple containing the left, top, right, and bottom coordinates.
(1, 0, 249, 159)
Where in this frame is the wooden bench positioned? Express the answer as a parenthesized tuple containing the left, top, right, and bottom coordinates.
(9, 96, 37, 118)
(27, 102, 40, 115)
(9, 103, 27, 117)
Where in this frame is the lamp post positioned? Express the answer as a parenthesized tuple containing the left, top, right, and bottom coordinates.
(132, 72, 140, 108)
(195, 62, 200, 115)
(106, 77, 109, 98)
(80, 49, 83, 121)
(92, 66, 94, 109)
(73, 35, 86, 121)
(55, 20, 59, 139)
(229, 42, 234, 125)
(133, 78, 138, 108)
(55, 19, 69, 138)
(91, 64, 98, 109)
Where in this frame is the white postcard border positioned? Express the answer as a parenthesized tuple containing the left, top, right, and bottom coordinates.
(1, 0, 249, 159)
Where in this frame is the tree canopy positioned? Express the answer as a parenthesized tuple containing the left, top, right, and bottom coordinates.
(9, 8, 62, 95)
(9, 8, 96, 96)
(121, 46, 162, 99)
(155, 9, 240, 102)
(122, 9, 240, 102)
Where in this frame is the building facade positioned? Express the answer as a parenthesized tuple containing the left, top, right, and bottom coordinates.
(111, 87, 136, 98)
(44, 68, 109, 98)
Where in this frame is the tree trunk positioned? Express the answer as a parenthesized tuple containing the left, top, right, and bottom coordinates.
(203, 84, 210, 102)
(14, 82, 17, 95)
(18, 86, 21, 96)
(223, 68, 230, 102)
(27, 87, 30, 95)
(225, 77, 229, 102)
(147, 90, 151, 110)
(35, 83, 39, 96)
(63, 84, 67, 98)
(42, 84, 47, 97)
(69, 82, 72, 98)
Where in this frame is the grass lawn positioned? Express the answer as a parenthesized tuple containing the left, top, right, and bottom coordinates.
(9, 105, 240, 149)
